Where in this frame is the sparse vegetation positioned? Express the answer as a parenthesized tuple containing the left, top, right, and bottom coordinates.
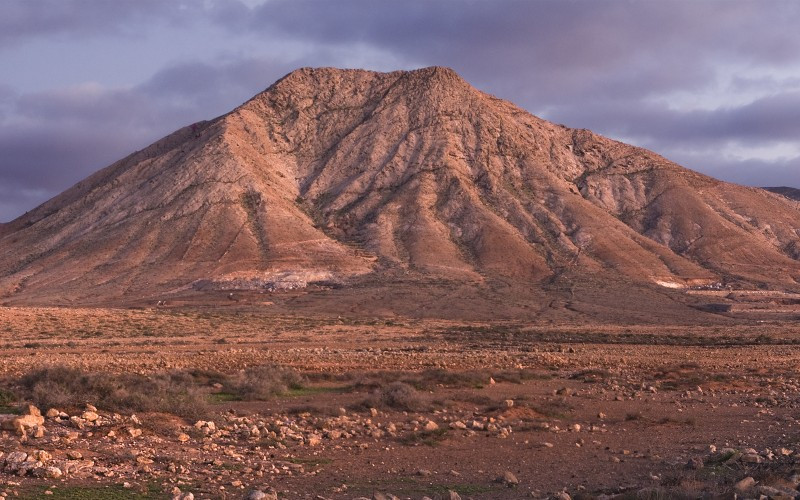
(361, 381, 426, 411)
(1, 363, 307, 418)
(13, 366, 210, 419)
(223, 365, 305, 401)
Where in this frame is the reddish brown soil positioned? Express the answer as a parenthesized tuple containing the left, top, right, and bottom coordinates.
(2, 306, 800, 498)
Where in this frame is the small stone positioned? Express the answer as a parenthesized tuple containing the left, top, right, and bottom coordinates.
(423, 421, 439, 432)
(127, 427, 142, 438)
(177, 433, 190, 443)
(81, 411, 99, 423)
(497, 471, 519, 487)
(245, 489, 277, 500)
(369, 408, 378, 417)
(45, 408, 60, 419)
(66, 450, 83, 460)
(0, 405, 44, 436)
(448, 491, 462, 500)
(489, 377, 496, 385)
(504, 399, 514, 408)
(734, 477, 756, 492)
(32, 466, 62, 479)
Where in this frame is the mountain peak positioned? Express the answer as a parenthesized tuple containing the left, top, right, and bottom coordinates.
(262, 66, 471, 99)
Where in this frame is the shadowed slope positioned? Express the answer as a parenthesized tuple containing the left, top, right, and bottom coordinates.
(765, 186, 800, 201)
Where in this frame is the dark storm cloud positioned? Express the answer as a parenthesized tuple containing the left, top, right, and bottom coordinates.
(1, 0, 799, 221)
(0, 0, 215, 47)
(239, 0, 799, 100)
(0, 55, 294, 221)
(546, 90, 800, 147)
(667, 151, 800, 188)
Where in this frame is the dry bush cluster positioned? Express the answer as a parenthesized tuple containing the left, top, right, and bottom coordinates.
(0, 364, 306, 419)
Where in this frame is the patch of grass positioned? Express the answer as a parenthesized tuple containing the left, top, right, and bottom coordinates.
(0, 387, 17, 412)
(287, 457, 333, 466)
(208, 392, 240, 403)
(428, 483, 496, 496)
(346, 368, 544, 393)
(570, 368, 612, 383)
(282, 386, 348, 398)
(531, 399, 573, 419)
(398, 427, 449, 447)
(657, 416, 696, 426)
(19, 483, 163, 499)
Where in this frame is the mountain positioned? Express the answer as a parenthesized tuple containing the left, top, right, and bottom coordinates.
(1, 67, 799, 319)
(765, 186, 800, 201)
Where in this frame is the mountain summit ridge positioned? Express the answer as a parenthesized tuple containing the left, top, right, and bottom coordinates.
(1, 66, 799, 312)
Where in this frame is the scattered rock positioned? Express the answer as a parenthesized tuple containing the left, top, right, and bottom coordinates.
(81, 411, 99, 423)
(497, 471, 519, 487)
(0, 406, 44, 436)
(734, 477, 756, 492)
(245, 490, 278, 500)
(423, 421, 439, 432)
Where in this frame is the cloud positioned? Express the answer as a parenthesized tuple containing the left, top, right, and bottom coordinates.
(236, 0, 800, 101)
(668, 151, 800, 188)
(1, 0, 800, 221)
(0, 0, 223, 48)
(546, 89, 800, 146)
(0, 54, 297, 221)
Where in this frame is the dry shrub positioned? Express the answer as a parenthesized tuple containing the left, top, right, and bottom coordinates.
(362, 381, 426, 411)
(16, 366, 209, 419)
(224, 365, 305, 401)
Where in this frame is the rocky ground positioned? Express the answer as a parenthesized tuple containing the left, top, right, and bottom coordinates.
(2, 306, 800, 499)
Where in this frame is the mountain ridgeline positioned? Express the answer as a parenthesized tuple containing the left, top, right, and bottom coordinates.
(1, 67, 799, 318)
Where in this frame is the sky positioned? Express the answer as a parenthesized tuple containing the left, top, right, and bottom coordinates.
(1, 0, 799, 222)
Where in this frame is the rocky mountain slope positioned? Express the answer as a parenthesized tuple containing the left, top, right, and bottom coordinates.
(1, 67, 799, 313)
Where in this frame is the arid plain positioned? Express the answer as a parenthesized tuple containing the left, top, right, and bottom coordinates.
(2, 67, 800, 499)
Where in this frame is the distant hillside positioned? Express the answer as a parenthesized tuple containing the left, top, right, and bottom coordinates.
(765, 186, 800, 201)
